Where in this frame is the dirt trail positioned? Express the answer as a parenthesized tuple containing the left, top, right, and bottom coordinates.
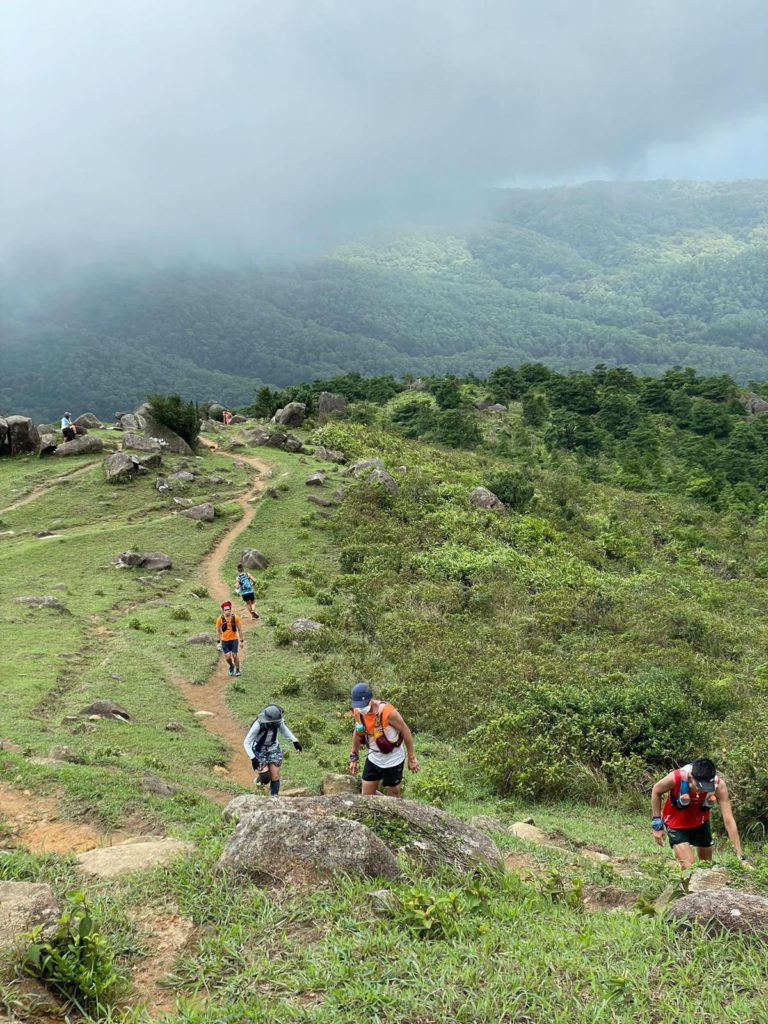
(0, 782, 128, 854)
(0, 461, 98, 515)
(174, 452, 270, 787)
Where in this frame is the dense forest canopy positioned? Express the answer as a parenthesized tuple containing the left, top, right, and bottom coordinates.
(2, 179, 767, 421)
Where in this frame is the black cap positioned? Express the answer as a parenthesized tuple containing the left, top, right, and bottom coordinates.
(691, 758, 717, 792)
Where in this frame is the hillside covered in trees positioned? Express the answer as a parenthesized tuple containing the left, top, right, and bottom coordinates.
(2, 179, 768, 421)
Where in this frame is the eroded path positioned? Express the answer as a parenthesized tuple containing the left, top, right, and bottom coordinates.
(174, 452, 269, 787)
(0, 461, 98, 515)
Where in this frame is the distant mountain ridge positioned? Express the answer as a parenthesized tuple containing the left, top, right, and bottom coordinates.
(2, 179, 767, 421)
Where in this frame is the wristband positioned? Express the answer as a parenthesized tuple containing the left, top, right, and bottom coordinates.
(349, 752, 359, 761)
(651, 817, 663, 831)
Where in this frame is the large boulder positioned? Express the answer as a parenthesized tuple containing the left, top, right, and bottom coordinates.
(4, 416, 40, 456)
(207, 404, 226, 421)
(122, 432, 163, 453)
(0, 417, 7, 454)
(321, 773, 358, 796)
(291, 618, 322, 635)
(54, 435, 104, 457)
(241, 548, 269, 570)
(200, 418, 220, 432)
(306, 471, 326, 487)
(350, 458, 385, 477)
(666, 889, 768, 936)
(219, 806, 399, 885)
(104, 451, 145, 483)
(314, 445, 347, 464)
(471, 486, 505, 511)
(15, 596, 70, 614)
(250, 429, 288, 448)
(368, 468, 397, 495)
(38, 433, 58, 457)
(78, 700, 131, 722)
(272, 403, 306, 428)
(76, 838, 195, 878)
(317, 392, 347, 420)
(115, 412, 144, 432)
(0, 882, 60, 951)
(738, 392, 768, 416)
(112, 551, 172, 571)
(181, 502, 215, 522)
(224, 795, 501, 875)
(142, 414, 194, 456)
(230, 414, 247, 424)
(284, 435, 304, 453)
(74, 413, 103, 429)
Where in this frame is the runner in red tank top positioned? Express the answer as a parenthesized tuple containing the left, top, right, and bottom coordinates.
(650, 757, 749, 869)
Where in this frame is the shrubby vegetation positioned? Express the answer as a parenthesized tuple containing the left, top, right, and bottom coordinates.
(4, 180, 768, 420)
(147, 393, 201, 448)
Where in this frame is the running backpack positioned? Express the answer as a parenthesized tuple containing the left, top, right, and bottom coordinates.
(353, 703, 403, 755)
(237, 573, 254, 595)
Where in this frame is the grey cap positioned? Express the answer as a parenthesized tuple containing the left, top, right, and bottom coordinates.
(258, 704, 283, 725)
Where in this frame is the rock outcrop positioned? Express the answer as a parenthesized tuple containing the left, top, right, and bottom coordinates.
(317, 392, 347, 419)
(2, 416, 40, 456)
(181, 502, 215, 522)
(471, 486, 505, 511)
(241, 548, 269, 570)
(314, 445, 347, 464)
(272, 402, 306, 427)
(666, 888, 768, 936)
(0, 882, 60, 951)
(74, 413, 103, 429)
(223, 795, 501, 875)
(738, 392, 768, 416)
(112, 551, 172, 571)
(54, 435, 104, 457)
(76, 838, 195, 878)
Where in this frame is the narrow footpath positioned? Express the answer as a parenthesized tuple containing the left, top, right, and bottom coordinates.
(173, 452, 269, 787)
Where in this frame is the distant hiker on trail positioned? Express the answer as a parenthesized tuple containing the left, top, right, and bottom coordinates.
(243, 704, 302, 796)
(234, 564, 259, 620)
(348, 681, 419, 797)
(651, 758, 750, 869)
(61, 412, 76, 442)
(222, 409, 233, 425)
(216, 601, 244, 677)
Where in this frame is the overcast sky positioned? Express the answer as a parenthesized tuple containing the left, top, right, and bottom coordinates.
(2, 0, 767, 258)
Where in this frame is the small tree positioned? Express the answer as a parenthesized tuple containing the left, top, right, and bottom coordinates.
(147, 394, 200, 448)
(484, 469, 534, 511)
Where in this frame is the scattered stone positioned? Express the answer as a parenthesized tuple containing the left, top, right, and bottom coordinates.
(49, 746, 83, 763)
(169, 470, 195, 485)
(141, 776, 176, 798)
(688, 867, 730, 892)
(136, 451, 162, 470)
(219, 806, 399, 886)
(291, 618, 322, 635)
(368, 468, 397, 495)
(272, 402, 306, 428)
(14, 596, 71, 614)
(181, 502, 215, 523)
(53, 435, 104, 457)
(74, 413, 103, 429)
(165, 721, 184, 732)
(224, 795, 501, 875)
(0, 882, 60, 951)
(282, 786, 311, 797)
(307, 495, 333, 507)
(78, 700, 131, 722)
(317, 392, 347, 419)
(666, 888, 768, 936)
(113, 551, 172, 571)
(122, 432, 163, 453)
(104, 451, 145, 484)
(155, 477, 170, 494)
(321, 773, 358, 796)
(187, 634, 216, 645)
(173, 497, 193, 508)
(471, 486, 505, 511)
(313, 446, 347, 464)
(76, 838, 195, 879)
(350, 458, 384, 476)
(284, 436, 303, 453)
(241, 548, 269, 570)
(194, 710, 215, 718)
(511, 822, 551, 844)
(306, 471, 326, 487)
(207, 475, 226, 485)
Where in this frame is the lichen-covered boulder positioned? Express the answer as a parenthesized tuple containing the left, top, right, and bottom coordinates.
(666, 888, 768, 936)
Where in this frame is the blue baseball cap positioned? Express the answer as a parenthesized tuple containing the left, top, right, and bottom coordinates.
(351, 681, 373, 709)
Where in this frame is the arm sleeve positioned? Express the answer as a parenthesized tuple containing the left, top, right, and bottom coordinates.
(279, 721, 298, 744)
(243, 720, 262, 756)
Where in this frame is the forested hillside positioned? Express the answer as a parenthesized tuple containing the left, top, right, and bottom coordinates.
(2, 179, 768, 421)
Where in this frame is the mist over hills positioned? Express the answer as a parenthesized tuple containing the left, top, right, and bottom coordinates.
(3, 179, 768, 421)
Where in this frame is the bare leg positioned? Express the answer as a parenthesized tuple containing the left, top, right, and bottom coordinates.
(673, 842, 695, 869)
(361, 780, 381, 796)
(696, 845, 714, 863)
(383, 785, 402, 798)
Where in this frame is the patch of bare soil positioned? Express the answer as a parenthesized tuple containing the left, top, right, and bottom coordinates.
(583, 885, 638, 913)
(130, 913, 197, 1014)
(0, 782, 128, 854)
(172, 453, 269, 789)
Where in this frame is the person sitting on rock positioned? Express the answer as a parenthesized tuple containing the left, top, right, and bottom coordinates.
(61, 412, 76, 442)
(216, 601, 244, 677)
(222, 409, 233, 425)
(234, 563, 259, 620)
(243, 704, 302, 796)
(348, 681, 419, 798)
(651, 757, 749, 869)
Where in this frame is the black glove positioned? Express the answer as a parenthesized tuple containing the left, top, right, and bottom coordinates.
(294, 741, 303, 752)
(250, 756, 260, 769)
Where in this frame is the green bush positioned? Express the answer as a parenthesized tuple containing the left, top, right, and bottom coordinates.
(170, 608, 191, 621)
(147, 393, 201, 448)
(484, 469, 534, 511)
(22, 892, 125, 1014)
(410, 763, 464, 807)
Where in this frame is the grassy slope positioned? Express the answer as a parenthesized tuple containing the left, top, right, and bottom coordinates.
(2, 427, 768, 1024)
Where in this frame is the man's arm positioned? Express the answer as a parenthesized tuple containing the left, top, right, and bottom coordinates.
(388, 710, 419, 772)
(349, 728, 362, 775)
(237, 618, 245, 643)
(216, 618, 223, 639)
(717, 782, 746, 861)
(650, 772, 674, 845)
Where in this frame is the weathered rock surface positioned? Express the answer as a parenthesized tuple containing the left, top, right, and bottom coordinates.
(666, 888, 768, 935)
(306, 471, 326, 487)
(350, 458, 385, 476)
(317, 392, 347, 419)
(230, 414, 247, 424)
(368, 468, 397, 495)
(142, 776, 177, 798)
(313, 445, 347, 464)
(38, 433, 58, 456)
(738, 392, 768, 416)
(471, 486, 505, 511)
(307, 495, 333, 507)
(78, 700, 131, 722)
(181, 502, 215, 522)
(122, 432, 163, 453)
(141, 414, 194, 455)
(3, 417, 40, 456)
(291, 618, 322, 634)
(284, 436, 303, 453)
(76, 838, 195, 878)
(272, 402, 306, 427)
(241, 548, 269, 570)
(200, 418, 220, 432)
(321, 773, 358, 796)
(0, 882, 60, 951)
(220, 806, 399, 885)
(471, 815, 511, 835)
(113, 551, 172, 571)
(54, 435, 104, 457)
(224, 795, 501, 874)
(15, 596, 70, 614)
(74, 413, 103, 428)
(104, 451, 146, 483)
(168, 470, 195, 485)
(510, 822, 551, 844)
(187, 633, 216, 645)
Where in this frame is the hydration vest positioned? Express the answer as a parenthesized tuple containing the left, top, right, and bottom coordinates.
(220, 613, 238, 635)
(353, 702, 403, 755)
(663, 766, 719, 829)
